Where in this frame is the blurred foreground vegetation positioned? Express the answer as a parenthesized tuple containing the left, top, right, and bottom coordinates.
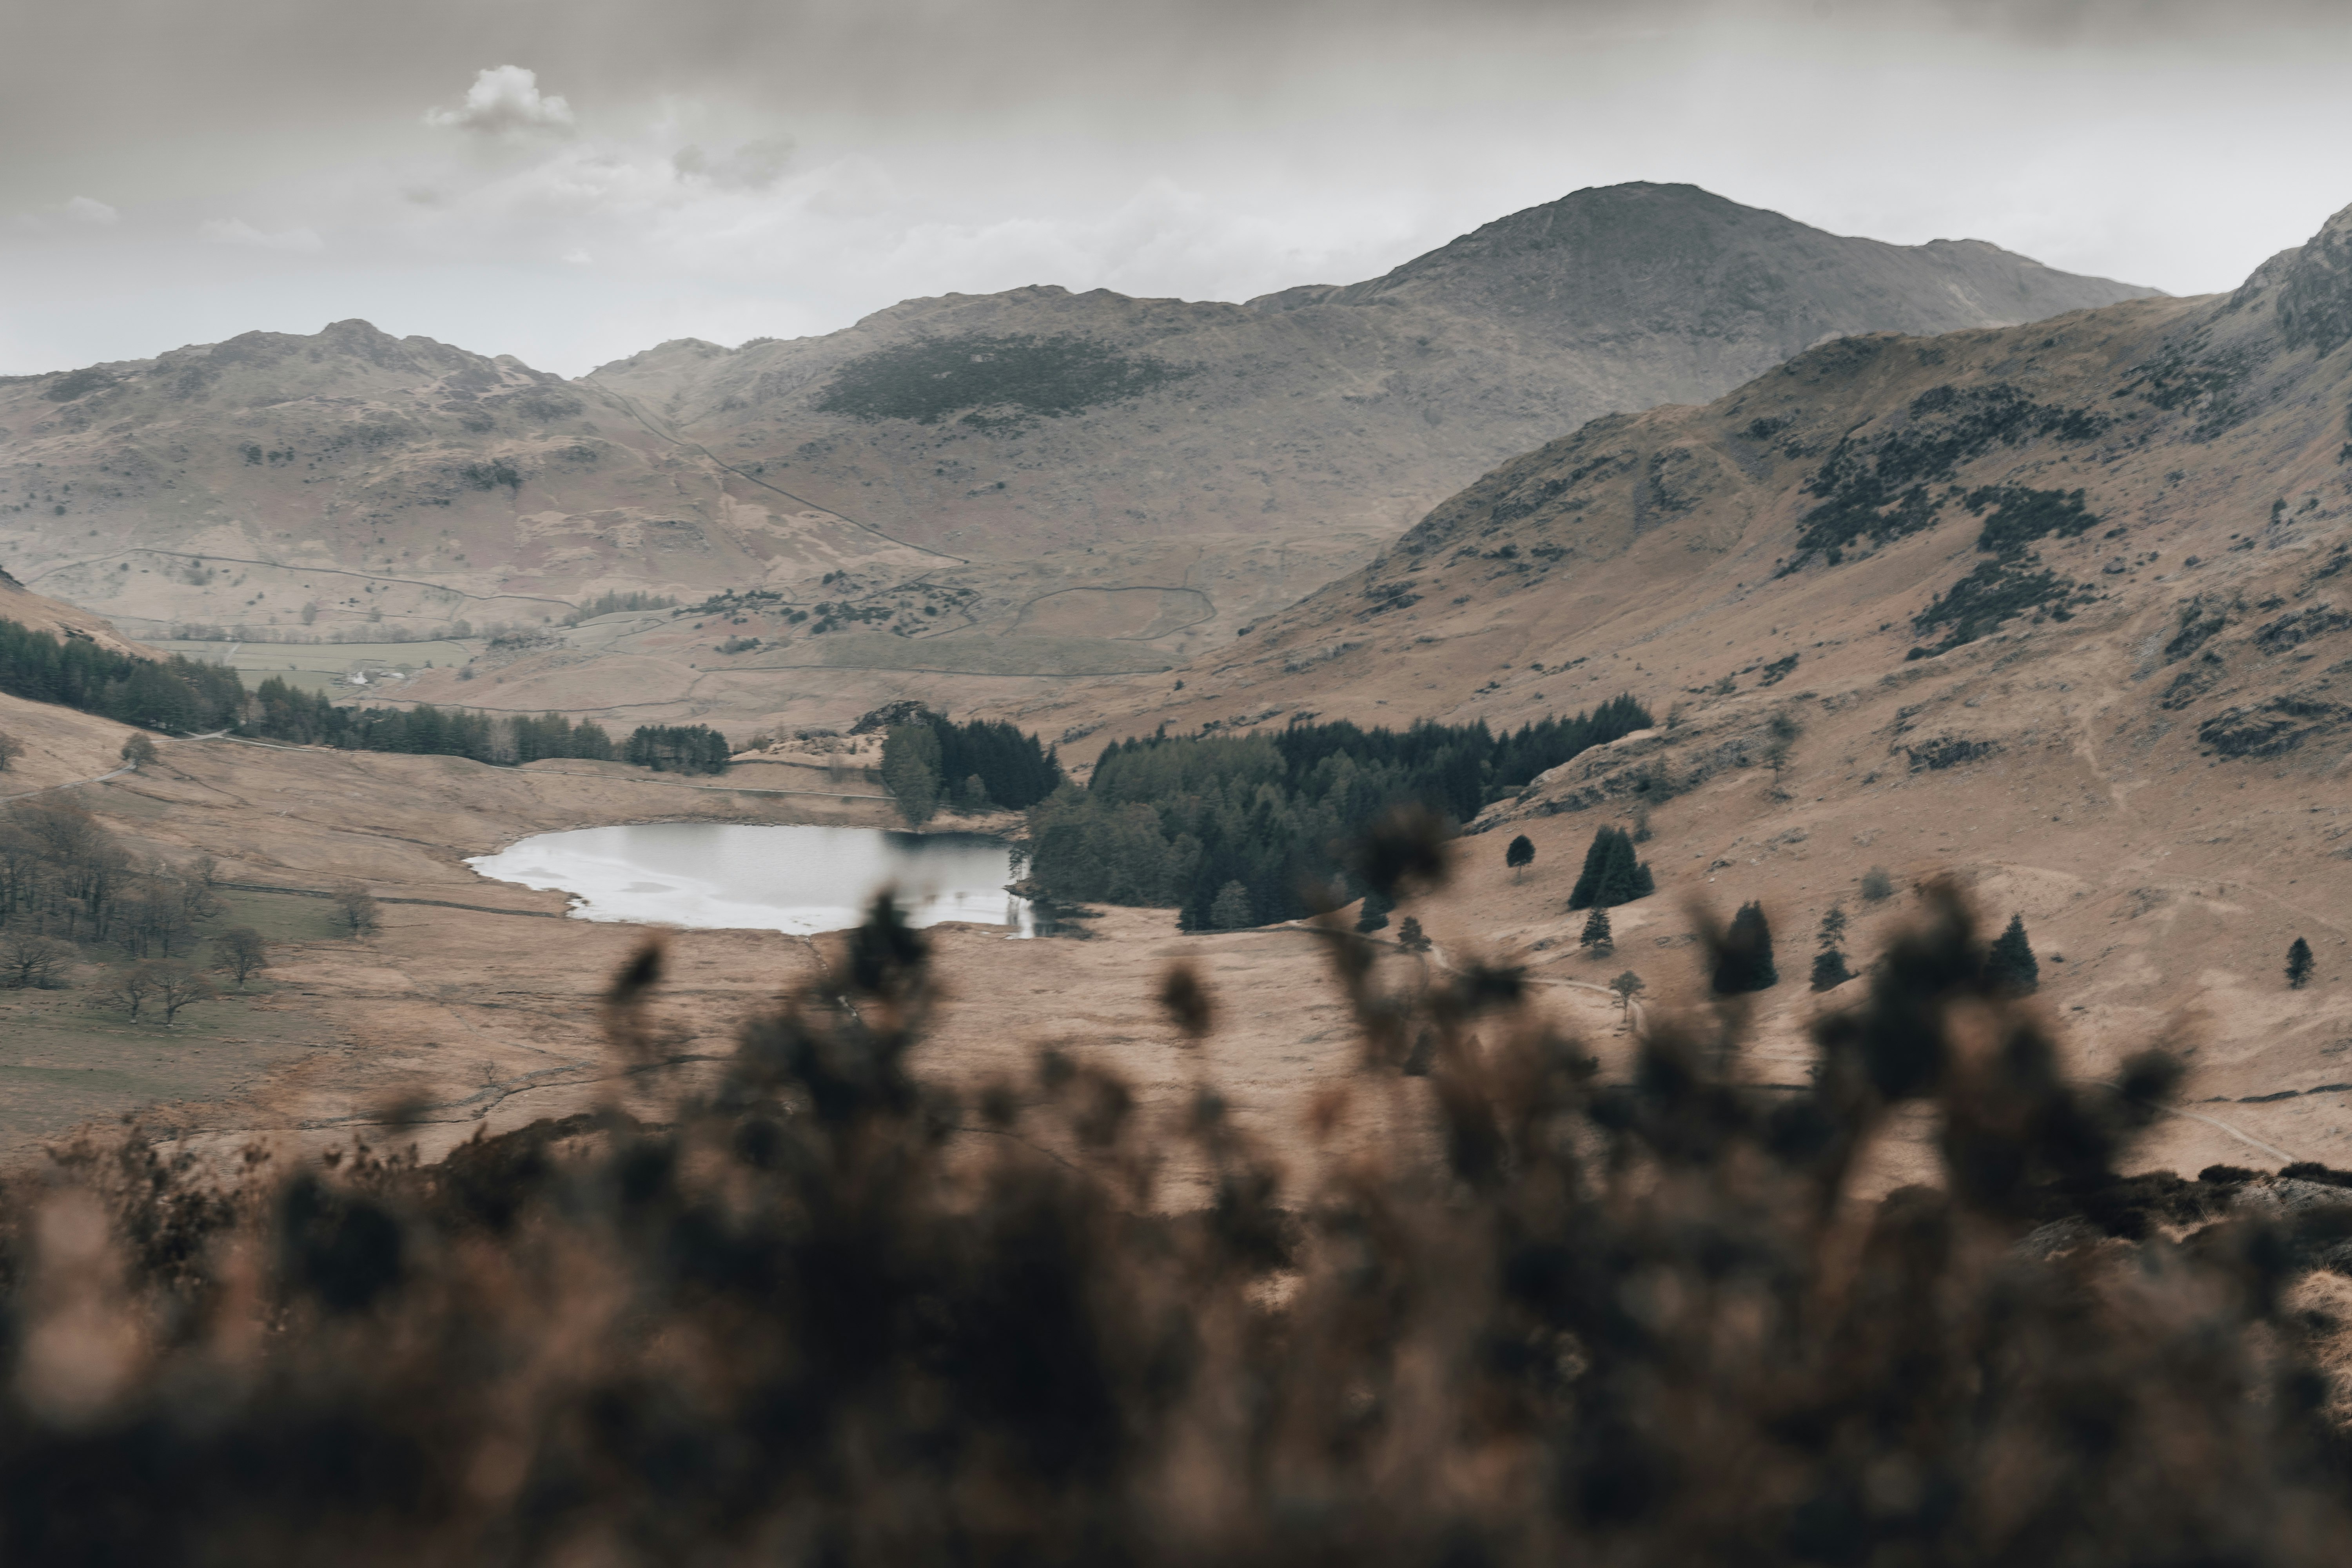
(1, 817, 2348, 1564)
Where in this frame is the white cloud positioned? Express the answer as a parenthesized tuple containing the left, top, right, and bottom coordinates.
(425, 65, 575, 137)
(199, 217, 325, 253)
(64, 196, 118, 225)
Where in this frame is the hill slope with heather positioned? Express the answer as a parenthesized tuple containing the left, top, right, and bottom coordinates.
(1010, 202, 2352, 1152)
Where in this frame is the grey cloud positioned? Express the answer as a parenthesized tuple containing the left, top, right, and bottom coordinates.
(673, 138, 796, 192)
(5, 0, 2352, 376)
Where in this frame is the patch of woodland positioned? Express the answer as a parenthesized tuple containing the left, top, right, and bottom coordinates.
(815, 332, 1191, 429)
(879, 711, 1062, 826)
(1027, 698, 1650, 929)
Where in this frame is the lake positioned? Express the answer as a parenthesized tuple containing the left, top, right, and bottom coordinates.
(467, 822, 1032, 937)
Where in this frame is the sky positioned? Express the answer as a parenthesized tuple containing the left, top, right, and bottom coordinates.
(4, 0, 2350, 379)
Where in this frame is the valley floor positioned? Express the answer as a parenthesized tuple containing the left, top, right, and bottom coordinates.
(0, 686, 2342, 1200)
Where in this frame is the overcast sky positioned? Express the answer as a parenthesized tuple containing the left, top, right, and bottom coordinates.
(4, 0, 2349, 378)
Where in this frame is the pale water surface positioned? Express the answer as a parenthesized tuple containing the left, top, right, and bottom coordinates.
(467, 822, 1031, 936)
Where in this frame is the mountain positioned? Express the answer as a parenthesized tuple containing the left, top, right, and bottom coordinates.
(587, 183, 2152, 563)
(1017, 201, 2352, 1145)
(0, 184, 2151, 731)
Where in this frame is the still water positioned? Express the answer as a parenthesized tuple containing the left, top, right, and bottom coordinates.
(467, 822, 1032, 937)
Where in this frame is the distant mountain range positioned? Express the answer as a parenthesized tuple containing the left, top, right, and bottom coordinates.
(0, 182, 2152, 730)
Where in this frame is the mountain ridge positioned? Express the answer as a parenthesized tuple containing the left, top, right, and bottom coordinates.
(0, 182, 2155, 733)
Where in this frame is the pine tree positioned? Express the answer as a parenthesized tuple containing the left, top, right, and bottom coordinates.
(1506, 835, 1535, 882)
(1567, 828, 1615, 909)
(2288, 937, 2315, 990)
(1397, 916, 1432, 954)
(880, 725, 943, 826)
(1579, 905, 1613, 956)
(1209, 880, 1254, 931)
(1569, 827, 1656, 910)
(1984, 914, 2039, 996)
(1811, 904, 1852, 992)
(1356, 889, 1393, 934)
(1713, 902, 1779, 994)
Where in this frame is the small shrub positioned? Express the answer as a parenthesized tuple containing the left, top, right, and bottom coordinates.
(333, 884, 381, 938)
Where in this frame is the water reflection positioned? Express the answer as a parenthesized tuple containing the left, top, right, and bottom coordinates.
(467, 822, 1032, 937)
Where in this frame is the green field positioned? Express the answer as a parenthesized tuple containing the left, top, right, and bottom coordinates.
(149, 638, 482, 695)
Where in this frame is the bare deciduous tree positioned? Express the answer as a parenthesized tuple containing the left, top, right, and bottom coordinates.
(96, 965, 153, 1022)
(140, 959, 216, 1025)
(0, 930, 74, 989)
(214, 926, 268, 987)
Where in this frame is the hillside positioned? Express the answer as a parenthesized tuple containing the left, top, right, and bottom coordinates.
(1004, 201, 2352, 1151)
(0, 185, 2149, 732)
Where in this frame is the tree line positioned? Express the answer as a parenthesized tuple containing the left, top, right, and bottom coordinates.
(1029, 699, 1651, 928)
(0, 797, 213, 960)
(0, 616, 242, 733)
(0, 617, 731, 774)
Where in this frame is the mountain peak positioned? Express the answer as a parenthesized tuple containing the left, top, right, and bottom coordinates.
(2274, 200, 2352, 357)
(1308, 183, 2152, 349)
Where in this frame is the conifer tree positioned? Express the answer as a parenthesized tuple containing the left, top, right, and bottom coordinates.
(881, 725, 943, 826)
(1579, 904, 1613, 956)
(1397, 916, 1432, 954)
(1209, 880, 1254, 931)
(1985, 914, 2040, 996)
(2288, 937, 2315, 990)
(1355, 889, 1394, 934)
(1506, 835, 1535, 882)
(1811, 904, 1853, 992)
(1713, 902, 1778, 994)
(1568, 828, 1615, 909)
(1568, 827, 1655, 910)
